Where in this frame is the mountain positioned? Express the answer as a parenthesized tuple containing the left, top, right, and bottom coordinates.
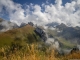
(46, 22, 59, 28)
(0, 18, 18, 32)
(20, 22, 27, 27)
(0, 23, 40, 47)
(46, 23, 80, 49)
(0, 19, 80, 59)
(56, 23, 80, 44)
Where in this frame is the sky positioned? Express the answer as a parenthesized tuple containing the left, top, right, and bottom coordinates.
(0, 0, 80, 27)
(13, 0, 71, 5)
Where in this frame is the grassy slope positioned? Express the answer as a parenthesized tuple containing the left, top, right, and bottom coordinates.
(0, 25, 58, 60)
(47, 29, 76, 49)
(0, 25, 80, 60)
(56, 37, 75, 48)
(0, 25, 39, 47)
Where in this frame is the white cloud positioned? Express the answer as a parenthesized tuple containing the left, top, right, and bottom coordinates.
(55, 0, 62, 10)
(0, 0, 80, 27)
(45, 38, 59, 49)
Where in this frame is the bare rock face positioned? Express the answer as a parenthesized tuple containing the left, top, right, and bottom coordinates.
(35, 27, 47, 42)
(70, 47, 79, 54)
(20, 23, 27, 27)
(20, 22, 34, 28)
(28, 22, 34, 26)
(46, 22, 59, 28)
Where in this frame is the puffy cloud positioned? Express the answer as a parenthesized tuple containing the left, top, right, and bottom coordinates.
(55, 0, 62, 10)
(45, 38, 59, 49)
(0, 0, 80, 27)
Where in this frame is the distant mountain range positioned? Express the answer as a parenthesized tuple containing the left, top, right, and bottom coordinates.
(0, 18, 80, 50)
(46, 22, 80, 44)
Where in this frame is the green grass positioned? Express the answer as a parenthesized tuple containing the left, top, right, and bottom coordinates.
(0, 25, 40, 48)
(56, 37, 76, 48)
(0, 36, 12, 47)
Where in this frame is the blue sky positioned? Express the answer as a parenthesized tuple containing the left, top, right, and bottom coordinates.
(13, 0, 71, 5)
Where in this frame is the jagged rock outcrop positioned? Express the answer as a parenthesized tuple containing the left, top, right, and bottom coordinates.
(20, 23, 27, 27)
(70, 47, 79, 54)
(35, 27, 47, 42)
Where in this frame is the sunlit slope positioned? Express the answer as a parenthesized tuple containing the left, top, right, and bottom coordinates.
(0, 25, 39, 47)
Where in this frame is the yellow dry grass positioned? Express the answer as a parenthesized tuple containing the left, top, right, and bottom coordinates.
(0, 42, 80, 60)
(0, 44, 57, 60)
